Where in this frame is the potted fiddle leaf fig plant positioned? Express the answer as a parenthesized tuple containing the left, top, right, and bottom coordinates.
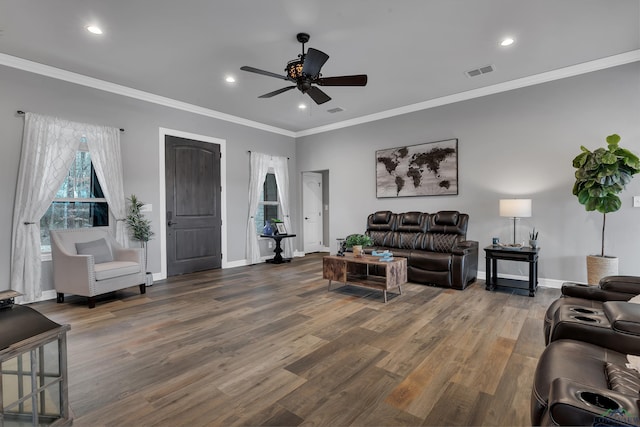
(345, 234, 373, 258)
(572, 134, 640, 284)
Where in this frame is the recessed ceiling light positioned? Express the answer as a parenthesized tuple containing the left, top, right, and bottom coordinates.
(298, 103, 307, 110)
(86, 25, 103, 35)
(500, 37, 515, 47)
(225, 76, 236, 83)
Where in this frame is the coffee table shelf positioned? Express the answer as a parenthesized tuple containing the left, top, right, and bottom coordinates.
(323, 254, 407, 303)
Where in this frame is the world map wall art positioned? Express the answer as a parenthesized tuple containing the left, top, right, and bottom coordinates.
(376, 138, 458, 198)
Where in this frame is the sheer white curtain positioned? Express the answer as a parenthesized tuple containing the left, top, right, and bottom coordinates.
(272, 156, 293, 259)
(245, 152, 271, 264)
(11, 112, 124, 303)
(86, 126, 127, 246)
(11, 113, 83, 302)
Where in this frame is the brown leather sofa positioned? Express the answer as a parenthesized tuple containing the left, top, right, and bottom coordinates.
(543, 276, 640, 344)
(361, 210, 478, 290)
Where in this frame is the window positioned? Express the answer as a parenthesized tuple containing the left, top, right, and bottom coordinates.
(255, 173, 279, 233)
(40, 144, 108, 252)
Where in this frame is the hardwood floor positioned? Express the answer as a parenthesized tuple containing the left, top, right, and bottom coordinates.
(32, 253, 560, 426)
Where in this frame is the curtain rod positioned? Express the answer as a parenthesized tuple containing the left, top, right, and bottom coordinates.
(247, 150, 289, 160)
(16, 110, 125, 132)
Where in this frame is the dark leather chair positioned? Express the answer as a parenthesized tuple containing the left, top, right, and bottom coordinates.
(547, 300, 640, 355)
(531, 339, 640, 426)
(543, 276, 640, 344)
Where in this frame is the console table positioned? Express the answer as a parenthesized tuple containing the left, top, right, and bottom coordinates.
(484, 245, 540, 297)
(260, 234, 296, 264)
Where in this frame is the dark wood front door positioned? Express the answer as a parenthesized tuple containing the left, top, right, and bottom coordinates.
(165, 135, 221, 276)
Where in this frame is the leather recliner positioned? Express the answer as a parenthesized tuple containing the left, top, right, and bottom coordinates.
(361, 210, 478, 290)
(543, 276, 640, 344)
(531, 339, 640, 426)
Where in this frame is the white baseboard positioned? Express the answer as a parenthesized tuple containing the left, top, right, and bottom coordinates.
(225, 259, 249, 268)
(476, 271, 563, 289)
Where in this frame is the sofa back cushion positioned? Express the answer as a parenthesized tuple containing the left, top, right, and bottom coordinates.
(428, 211, 468, 237)
(52, 227, 114, 255)
(387, 232, 420, 249)
(367, 211, 396, 231)
(396, 212, 428, 232)
(367, 230, 393, 247)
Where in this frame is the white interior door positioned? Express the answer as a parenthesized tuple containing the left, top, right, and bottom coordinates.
(302, 172, 323, 253)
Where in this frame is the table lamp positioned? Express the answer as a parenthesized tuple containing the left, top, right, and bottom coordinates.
(500, 199, 532, 244)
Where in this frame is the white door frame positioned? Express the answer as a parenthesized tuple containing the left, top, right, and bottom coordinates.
(302, 171, 324, 253)
(158, 127, 227, 280)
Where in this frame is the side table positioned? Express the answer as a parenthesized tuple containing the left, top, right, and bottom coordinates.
(484, 245, 540, 297)
(260, 234, 296, 264)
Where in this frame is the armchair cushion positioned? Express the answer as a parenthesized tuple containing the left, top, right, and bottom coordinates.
(75, 238, 113, 264)
(94, 261, 141, 281)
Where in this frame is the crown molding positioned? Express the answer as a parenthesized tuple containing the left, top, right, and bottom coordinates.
(295, 49, 640, 138)
(2, 50, 638, 139)
(0, 52, 296, 138)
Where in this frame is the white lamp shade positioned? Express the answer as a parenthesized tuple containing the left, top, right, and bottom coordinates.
(500, 199, 532, 218)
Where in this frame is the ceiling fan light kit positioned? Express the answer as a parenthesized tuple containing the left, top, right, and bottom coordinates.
(241, 32, 368, 105)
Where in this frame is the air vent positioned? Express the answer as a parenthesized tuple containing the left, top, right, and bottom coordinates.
(327, 107, 345, 114)
(465, 64, 495, 78)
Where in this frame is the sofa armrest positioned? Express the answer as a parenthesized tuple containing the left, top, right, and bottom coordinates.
(600, 276, 640, 295)
(52, 251, 95, 295)
(451, 240, 478, 255)
(561, 282, 633, 301)
(604, 301, 640, 336)
(546, 377, 639, 427)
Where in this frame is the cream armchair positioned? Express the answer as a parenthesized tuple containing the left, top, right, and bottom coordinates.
(50, 227, 146, 308)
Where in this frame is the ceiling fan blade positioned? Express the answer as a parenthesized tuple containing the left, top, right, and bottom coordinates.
(258, 86, 296, 98)
(306, 86, 331, 105)
(302, 48, 329, 77)
(240, 66, 288, 80)
(317, 75, 368, 86)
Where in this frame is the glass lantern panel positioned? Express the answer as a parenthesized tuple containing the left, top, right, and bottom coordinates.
(2, 340, 63, 424)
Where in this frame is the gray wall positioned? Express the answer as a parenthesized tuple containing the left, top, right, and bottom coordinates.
(1, 62, 639, 293)
(296, 62, 640, 283)
(0, 65, 297, 292)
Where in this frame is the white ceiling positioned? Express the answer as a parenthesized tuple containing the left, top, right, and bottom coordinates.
(1, 0, 639, 135)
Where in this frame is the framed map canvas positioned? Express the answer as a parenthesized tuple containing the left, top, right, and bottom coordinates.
(376, 138, 458, 198)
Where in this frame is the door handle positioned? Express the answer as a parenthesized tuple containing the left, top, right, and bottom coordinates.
(168, 220, 177, 227)
(305, 217, 309, 220)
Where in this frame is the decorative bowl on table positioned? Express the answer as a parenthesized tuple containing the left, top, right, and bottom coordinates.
(498, 243, 523, 250)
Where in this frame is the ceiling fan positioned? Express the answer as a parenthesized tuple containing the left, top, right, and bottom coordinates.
(240, 33, 367, 105)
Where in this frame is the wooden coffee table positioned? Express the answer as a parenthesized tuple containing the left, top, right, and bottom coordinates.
(323, 254, 407, 303)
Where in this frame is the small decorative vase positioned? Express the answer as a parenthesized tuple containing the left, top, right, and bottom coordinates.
(262, 221, 273, 236)
(353, 245, 364, 257)
(529, 239, 538, 248)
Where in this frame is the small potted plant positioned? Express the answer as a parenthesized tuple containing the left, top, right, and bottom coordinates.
(345, 234, 373, 257)
(529, 228, 539, 249)
(126, 194, 154, 272)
